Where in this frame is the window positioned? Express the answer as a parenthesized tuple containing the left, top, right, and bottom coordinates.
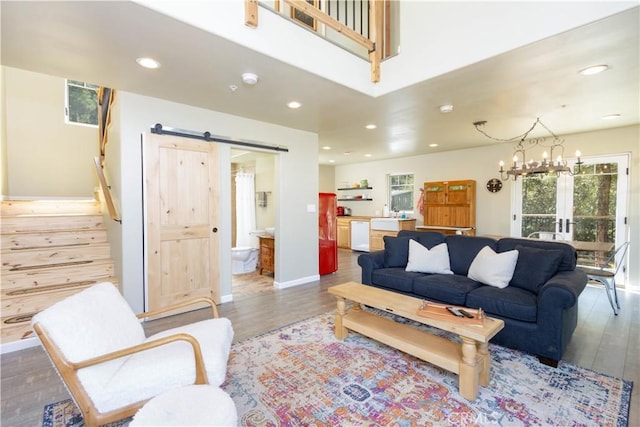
(65, 80, 99, 126)
(388, 173, 414, 213)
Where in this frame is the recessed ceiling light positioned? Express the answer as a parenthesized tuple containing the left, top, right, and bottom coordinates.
(601, 114, 621, 120)
(364, 153, 372, 157)
(439, 104, 454, 113)
(429, 143, 439, 147)
(322, 146, 331, 150)
(329, 159, 335, 163)
(343, 151, 352, 156)
(136, 57, 161, 69)
(579, 64, 608, 75)
(365, 124, 377, 130)
(287, 101, 301, 109)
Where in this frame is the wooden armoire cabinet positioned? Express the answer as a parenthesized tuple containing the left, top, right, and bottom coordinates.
(423, 180, 476, 235)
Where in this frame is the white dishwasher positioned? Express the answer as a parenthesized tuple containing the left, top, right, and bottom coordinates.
(350, 220, 370, 252)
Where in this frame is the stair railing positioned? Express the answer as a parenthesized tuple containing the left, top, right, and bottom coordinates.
(93, 156, 121, 223)
(95, 87, 121, 223)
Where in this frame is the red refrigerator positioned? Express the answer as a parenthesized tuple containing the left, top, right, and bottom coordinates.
(319, 192, 338, 275)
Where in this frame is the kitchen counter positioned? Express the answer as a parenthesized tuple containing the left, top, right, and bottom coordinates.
(369, 218, 416, 251)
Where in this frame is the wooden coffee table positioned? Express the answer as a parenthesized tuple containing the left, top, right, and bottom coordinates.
(328, 281, 504, 400)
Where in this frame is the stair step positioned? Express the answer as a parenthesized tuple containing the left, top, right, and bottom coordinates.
(1, 199, 101, 216)
(1, 214, 105, 234)
(2, 243, 112, 272)
(1, 229, 108, 251)
(1, 259, 115, 294)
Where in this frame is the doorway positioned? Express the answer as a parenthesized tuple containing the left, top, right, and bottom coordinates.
(512, 153, 629, 284)
(230, 149, 276, 299)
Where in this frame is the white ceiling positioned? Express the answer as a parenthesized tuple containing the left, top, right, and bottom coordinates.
(2, 2, 638, 165)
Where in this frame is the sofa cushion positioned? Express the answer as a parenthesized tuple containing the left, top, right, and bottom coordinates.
(412, 274, 481, 306)
(510, 245, 564, 293)
(383, 236, 413, 267)
(372, 268, 423, 294)
(405, 241, 453, 274)
(445, 235, 498, 275)
(497, 237, 576, 271)
(468, 246, 519, 289)
(466, 285, 538, 322)
(413, 232, 447, 249)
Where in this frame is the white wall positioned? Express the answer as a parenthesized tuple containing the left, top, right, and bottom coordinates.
(319, 164, 335, 193)
(106, 92, 319, 312)
(1, 67, 8, 196)
(379, 2, 638, 95)
(336, 125, 640, 289)
(2, 67, 98, 197)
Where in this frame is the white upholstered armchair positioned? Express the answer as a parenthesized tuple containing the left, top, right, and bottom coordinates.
(32, 282, 233, 427)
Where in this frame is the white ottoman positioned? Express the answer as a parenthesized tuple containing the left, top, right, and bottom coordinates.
(130, 385, 237, 426)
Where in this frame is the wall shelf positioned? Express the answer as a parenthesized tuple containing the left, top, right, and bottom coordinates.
(337, 186, 373, 201)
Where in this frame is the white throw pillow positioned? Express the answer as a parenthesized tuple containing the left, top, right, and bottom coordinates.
(468, 246, 519, 288)
(405, 240, 453, 274)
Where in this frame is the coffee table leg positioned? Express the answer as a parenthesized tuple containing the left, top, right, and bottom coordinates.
(334, 296, 348, 339)
(478, 342, 490, 386)
(459, 337, 480, 400)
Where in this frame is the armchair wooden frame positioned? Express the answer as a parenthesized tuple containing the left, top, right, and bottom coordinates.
(33, 297, 220, 427)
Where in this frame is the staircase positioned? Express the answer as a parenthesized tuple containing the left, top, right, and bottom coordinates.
(1, 199, 117, 345)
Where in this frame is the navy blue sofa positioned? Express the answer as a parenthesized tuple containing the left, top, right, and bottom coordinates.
(357, 231, 588, 366)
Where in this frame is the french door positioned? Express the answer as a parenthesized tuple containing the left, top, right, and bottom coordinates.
(512, 153, 629, 283)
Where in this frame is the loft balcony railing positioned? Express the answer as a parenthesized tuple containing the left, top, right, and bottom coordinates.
(245, 0, 396, 82)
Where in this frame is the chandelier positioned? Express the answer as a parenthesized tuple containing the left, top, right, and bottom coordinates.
(473, 118, 583, 181)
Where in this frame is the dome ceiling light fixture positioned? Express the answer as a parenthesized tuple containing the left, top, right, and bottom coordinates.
(473, 118, 583, 181)
(241, 72, 259, 85)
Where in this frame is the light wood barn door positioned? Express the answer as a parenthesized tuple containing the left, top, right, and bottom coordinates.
(144, 133, 220, 312)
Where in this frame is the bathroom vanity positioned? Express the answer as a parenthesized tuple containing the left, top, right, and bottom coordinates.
(258, 235, 274, 275)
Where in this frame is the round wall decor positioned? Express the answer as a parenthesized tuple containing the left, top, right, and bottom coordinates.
(486, 178, 503, 193)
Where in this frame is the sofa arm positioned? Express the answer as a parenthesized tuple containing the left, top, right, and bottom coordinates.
(358, 251, 385, 285)
(538, 269, 588, 309)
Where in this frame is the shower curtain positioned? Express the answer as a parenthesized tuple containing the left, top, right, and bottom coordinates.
(235, 172, 257, 247)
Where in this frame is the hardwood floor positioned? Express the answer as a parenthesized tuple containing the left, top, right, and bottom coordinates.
(1, 249, 637, 426)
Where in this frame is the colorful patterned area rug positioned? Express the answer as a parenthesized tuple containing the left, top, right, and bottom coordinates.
(44, 312, 632, 427)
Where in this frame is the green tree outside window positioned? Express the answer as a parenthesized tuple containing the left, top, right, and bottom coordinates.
(66, 80, 98, 126)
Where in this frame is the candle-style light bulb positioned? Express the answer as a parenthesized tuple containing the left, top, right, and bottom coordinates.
(575, 150, 581, 158)
(542, 151, 548, 160)
(556, 155, 562, 165)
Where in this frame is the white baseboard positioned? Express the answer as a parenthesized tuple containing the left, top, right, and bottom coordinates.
(220, 293, 233, 303)
(274, 274, 320, 289)
(1, 337, 40, 354)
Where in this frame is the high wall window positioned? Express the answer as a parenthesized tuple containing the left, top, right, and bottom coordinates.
(65, 80, 99, 127)
(388, 173, 414, 214)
